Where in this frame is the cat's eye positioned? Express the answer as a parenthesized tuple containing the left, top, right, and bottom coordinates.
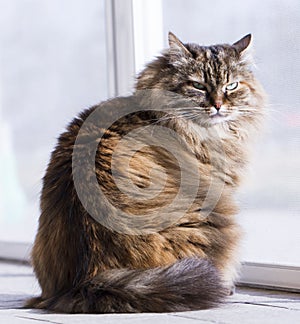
(192, 82, 206, 91)
(226, 82, 239, 91)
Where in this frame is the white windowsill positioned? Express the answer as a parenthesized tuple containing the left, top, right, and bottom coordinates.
(0, 241, 299, 293)
(0, 242, 31, 263)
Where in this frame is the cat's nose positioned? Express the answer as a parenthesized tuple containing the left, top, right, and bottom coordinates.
(214, 100, 223, 110)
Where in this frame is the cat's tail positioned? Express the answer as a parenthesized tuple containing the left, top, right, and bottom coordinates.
(26, 258, 228, 313)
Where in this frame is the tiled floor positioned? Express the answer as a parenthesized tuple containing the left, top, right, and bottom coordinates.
(1, 261, 299, 324)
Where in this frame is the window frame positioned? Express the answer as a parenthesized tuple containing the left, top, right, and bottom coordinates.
(240, 262, 300, 293)
(1, 0, 299, 293)
(0, 242, 31, 263)
(105, 0, 136, 97)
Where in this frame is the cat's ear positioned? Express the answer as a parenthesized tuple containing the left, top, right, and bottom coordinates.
(168, 32, 192, 62)
(232, 34, 252, 55)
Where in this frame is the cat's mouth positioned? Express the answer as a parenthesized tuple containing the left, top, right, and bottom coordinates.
(209, 111, 230, 124)
(209, 111, 226, 121)
(210, 111, 224, 117)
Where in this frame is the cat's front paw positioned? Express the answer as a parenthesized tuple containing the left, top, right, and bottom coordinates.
(227, 284, 236, 296)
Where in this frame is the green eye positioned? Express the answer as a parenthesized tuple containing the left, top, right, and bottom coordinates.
(226, 82, 239, 91)
(192, 82, 206, 91)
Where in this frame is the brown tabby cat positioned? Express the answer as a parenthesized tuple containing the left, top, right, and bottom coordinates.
(26, 32, 265, 313)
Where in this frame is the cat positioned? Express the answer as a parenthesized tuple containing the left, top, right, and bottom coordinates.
(26, 32, 265, 313)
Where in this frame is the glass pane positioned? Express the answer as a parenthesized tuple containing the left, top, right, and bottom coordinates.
(0, 0, 107, 242)
(163, 0, 300, 265)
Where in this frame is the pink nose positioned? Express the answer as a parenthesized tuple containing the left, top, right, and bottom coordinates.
(214, 100, 222, 110)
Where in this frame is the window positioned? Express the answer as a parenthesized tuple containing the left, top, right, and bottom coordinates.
(0, 0, 107, 247)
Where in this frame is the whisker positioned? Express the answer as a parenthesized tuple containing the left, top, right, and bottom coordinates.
(165, 107, 205, 113)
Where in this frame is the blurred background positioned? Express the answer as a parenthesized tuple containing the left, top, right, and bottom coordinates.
(0, 0, 299, 266)
(0, 0, 108, 243)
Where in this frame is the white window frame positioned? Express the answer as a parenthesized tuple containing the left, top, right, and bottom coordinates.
(105, 0, 136, 97)
(105, 0, 164, 97)
(240, 262, 300, 292)
(1, 0, 299, 294)
(0, 242, 31, 263)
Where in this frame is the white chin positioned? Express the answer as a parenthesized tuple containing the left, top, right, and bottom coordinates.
(209, 115, 229, 125)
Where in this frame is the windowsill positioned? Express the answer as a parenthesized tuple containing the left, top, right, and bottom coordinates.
(0, 261, 299, 323)
(0, 242, 31, 263)
(1, 242, 300, 293)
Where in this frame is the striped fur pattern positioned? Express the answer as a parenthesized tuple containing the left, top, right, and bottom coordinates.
(26, 33, 266, 313)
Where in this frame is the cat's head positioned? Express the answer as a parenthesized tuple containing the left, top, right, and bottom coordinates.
(136, 32, 265, 128)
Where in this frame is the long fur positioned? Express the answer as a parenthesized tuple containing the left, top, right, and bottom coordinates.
(26, 33, 266, 313)
(26, 258, 227, 313)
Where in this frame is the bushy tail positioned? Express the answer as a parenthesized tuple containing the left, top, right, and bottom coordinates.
(26, 258, 227, 313)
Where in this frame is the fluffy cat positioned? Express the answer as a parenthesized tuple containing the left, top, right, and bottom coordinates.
(26, 32, 265, 313)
